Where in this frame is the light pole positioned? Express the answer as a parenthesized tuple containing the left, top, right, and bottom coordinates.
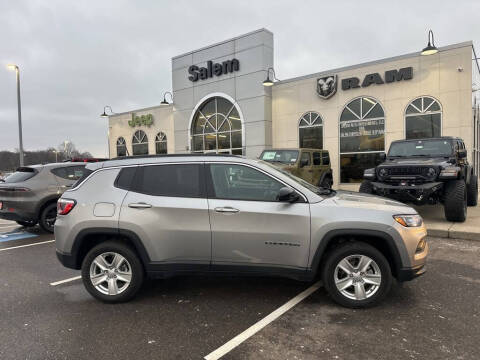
(100, 106, 115, 158)
(7, 64, 24, 166)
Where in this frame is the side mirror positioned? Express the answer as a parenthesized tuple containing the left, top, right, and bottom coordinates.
(277, 187, 300, 203)
(458, 149, 467, 159)
(380, 152, 387, 161)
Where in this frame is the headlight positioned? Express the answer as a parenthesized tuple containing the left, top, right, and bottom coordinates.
(439, 167, 459, 178)
(393, 214, 423, 227)
(377, 168, 388, 179)
(426, 167, 437, 178)
(363, 168, 376, 179)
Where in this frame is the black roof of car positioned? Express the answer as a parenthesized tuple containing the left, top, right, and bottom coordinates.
(391, 137, 462, 144)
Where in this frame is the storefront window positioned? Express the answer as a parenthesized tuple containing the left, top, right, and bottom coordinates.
(299, 111, 323, 149)
(191, 96, 243, 154)
(340, 97, 385, 183)
(155, 132, 167, 154)
(116, 137, 127, 157)
(405, 96, 442, 139)
(132, 130, 148, 155)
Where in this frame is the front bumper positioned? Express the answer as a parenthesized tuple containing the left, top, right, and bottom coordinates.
(397, 264, 426, 281)
(371, 181, 443, 204)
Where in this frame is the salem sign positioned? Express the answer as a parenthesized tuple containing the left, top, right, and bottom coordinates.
(341, 67, 413, 90)
(188, 58, 240, 82)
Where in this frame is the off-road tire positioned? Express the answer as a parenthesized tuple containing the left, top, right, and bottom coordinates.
(39, 203, 57, 233)
(81, 241, 144, 303)
(322, 241, 392, 308)
(467, 175, 478, 206)
(444, 180, 467, 222)
(359, 180, 374, 194)
(16, 220, 36, 227)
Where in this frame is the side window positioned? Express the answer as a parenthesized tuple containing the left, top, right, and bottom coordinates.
(134, 164, 204, 198)
(300, 152, 311, 166)
(115, 167, 137, 190)
(208, 164, 284, 202)
(322, 152, 330, 165)
(52, 165, 86, 181)
(312, 152, 321, 166)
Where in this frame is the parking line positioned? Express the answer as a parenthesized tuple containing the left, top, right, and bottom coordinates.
(0, 239, 55, 252)
(50, 276, 82, 286)
(203, 280, 322, 360)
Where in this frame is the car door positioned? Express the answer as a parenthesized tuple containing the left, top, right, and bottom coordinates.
(119, 163, 211, 265)
(206, 162, 310, 269)
(299, 151, 313, 184)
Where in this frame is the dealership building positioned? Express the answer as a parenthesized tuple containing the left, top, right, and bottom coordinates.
(107, 28, 480, 189)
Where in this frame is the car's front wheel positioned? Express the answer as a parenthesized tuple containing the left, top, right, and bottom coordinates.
(444, 180, 467, 222)
(322, 242, 392, 308)
(81, 241, 144, 303)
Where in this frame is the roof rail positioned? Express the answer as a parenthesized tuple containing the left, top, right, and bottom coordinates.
(109, 153, 241, 161)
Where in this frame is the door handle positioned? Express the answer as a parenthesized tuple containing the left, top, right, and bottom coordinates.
(214, 206, 240, 213)
(128, 202, 152, 209)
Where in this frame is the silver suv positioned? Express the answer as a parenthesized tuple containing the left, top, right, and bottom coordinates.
(55, 155, 428, 308)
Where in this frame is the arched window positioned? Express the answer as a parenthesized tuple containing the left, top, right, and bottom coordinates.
(116, 137, 127, 157)
(191, 96, 242, 155)
(405, 96, 442, 139)
(299, 111, 323, 149)
(132, 130, 148, 155)
(155, 132, 167, 154)
(339, 97, 385, 183)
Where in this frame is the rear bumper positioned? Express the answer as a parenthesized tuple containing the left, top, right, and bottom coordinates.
(0, 199, 38, 222)
(396, 264, 426, 282)
(0, 211, 36, 222)
(56, 250, 79, 269)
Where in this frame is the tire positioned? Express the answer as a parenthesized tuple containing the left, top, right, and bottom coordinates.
(320, 176, 332, 189)
(359, 180, 374, 194)
(467, 175, 478, 207)
(322, 241, 392, 308)
(444, 180, 467, 222)
(39, 203, 57, 233)
(16, 220, 36, 227)
(81, 241, 144, 303)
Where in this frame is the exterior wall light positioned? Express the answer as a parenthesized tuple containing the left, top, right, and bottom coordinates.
(421, 30, 439, 56)
(160, 91, 173, 106)
(263, 67, 279, 86)
(100, 105, 115, 118)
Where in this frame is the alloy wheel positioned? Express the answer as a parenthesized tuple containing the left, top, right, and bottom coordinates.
(334, 254, 382, 301)
(89, 252, 132, 296)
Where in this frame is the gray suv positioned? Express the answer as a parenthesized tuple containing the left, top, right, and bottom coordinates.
(0, 163, 87, 232)
(55, 155, 428, 308)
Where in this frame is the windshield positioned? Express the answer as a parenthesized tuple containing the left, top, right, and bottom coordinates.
(260, 150, 299, 164)
(3, 167, 38, 183)
(259, 160, 331, 195)
(388, 139, 453, 157)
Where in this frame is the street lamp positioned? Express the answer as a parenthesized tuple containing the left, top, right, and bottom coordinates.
(100, 105, 115, 118)
(100, 106, 115, 158)
(6, 64, 25, 166)
(421, 30, 439, 56)
(263, 67, 279, 86)
(160, 91, 173, 106)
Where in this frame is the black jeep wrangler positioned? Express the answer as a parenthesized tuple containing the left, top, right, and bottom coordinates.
(359, 137, 478, 222)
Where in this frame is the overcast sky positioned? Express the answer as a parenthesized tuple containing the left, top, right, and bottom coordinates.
(1, 0, 479, 157)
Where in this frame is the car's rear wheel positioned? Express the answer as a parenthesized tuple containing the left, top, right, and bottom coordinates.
(444, 180, 467, 222)
(16, 220, 36, 227)
(39, 203, 57, 233)
(81, 241, 144, 303)
(467, 175, 478, 206)
(359, 180, 374, 194)
(322, 242, 392, 308)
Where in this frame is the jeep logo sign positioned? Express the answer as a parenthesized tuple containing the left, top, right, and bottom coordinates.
(341, 67, 413, 91)
(188, 59, 240, 82)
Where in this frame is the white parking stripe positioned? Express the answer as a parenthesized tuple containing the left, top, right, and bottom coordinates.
(0, 224, 18, 228)
(0, 239, 55, 252)
(50, 276, 82, 286)
(204, 280, 322, 360)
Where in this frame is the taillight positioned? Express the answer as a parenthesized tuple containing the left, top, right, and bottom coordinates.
(57, 198, 76, 215)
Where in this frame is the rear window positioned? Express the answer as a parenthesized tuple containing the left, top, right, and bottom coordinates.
(133, 164, 204, 198)
(72, 168, 93, 188)
(51, 165, 86, 181)
(260, 150, 299, 164)
(3, 167, 38, 183)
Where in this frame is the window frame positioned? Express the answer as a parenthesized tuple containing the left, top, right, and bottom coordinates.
(132, 130, 149, 156)
(155, 132, 168, 155)
(116, 137, 127, 157)
(404, 96, 442, 140)
(205, 162, 307, 203)
(298, 111, 324, 150)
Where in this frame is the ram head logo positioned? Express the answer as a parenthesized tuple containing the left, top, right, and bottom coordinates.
(316, 75, 337, 99)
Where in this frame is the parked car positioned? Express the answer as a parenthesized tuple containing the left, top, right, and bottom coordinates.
(55, 154, 428, 308)
(359, 137, 478, 222)
(259, 148, 333, 188)
(0, 162, 89, 232)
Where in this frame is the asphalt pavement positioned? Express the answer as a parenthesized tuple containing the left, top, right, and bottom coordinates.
(0, 221, 479, 360)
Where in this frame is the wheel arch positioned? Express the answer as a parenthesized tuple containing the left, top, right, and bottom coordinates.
(35, 195, 60, 220)
(310, 229, 402, 279)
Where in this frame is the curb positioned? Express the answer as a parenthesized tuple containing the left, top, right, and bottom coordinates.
(427, 227, 480, 241)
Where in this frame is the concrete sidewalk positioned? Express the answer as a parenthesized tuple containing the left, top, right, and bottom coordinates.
(414, 204, 480, 241)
